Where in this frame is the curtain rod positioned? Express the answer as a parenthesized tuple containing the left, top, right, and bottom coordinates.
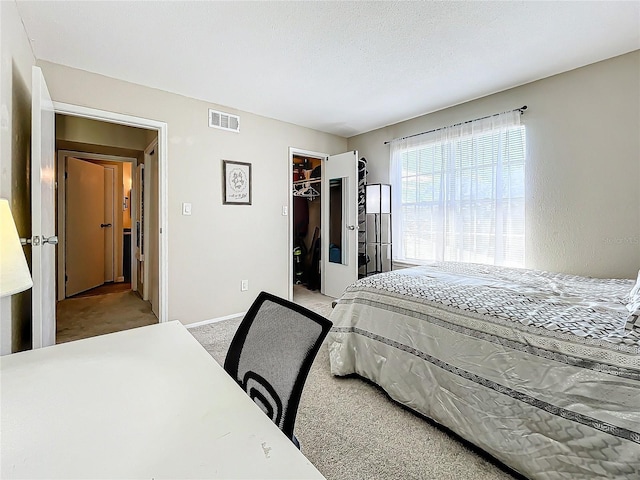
(383, 105, 527, 145)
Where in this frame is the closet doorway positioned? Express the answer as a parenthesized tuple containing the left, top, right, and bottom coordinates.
(291, 152, 324, 299)
(288, 148, 359, 301)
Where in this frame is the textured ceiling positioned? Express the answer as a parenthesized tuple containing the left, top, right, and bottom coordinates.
(15, 1, 640, 137)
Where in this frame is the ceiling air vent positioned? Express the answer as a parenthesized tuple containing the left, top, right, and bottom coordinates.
(208, 109, 240, 133)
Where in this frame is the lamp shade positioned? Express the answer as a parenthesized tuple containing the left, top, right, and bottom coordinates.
(365, 184, 391, 214)
(0, 199, 33, 297)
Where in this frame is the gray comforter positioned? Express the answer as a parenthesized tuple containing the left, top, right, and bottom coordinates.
(327, 262, 640, 479)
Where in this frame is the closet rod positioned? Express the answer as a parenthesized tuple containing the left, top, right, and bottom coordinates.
(383, 105, 527, 145)
(293, 178, 321, 186)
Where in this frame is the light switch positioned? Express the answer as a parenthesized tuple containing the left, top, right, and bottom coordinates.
(282, 206, 288, 216)
(182, 203, 192, 216)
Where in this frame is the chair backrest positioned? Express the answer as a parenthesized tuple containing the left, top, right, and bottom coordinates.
(223, 291, 333, 442)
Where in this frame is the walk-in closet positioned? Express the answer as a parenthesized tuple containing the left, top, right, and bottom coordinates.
(292, 156, 322, 290)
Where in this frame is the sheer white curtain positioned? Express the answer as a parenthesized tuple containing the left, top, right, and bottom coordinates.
(390, 110, 525, 266)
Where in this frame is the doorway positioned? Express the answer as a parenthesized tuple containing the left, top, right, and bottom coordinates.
(30, 68, 169, 349)
(288, 148, 359, 303)
(53, 112, 162, 343)
(292, 154, 323, 298)
(58, 153, 135, 299)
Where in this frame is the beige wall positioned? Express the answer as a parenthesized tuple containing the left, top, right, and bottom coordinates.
(348, 51, 640, 279)
(0, 1, 37, 354)
(56, 115, 150, 151)
(39, 60, 348, 324)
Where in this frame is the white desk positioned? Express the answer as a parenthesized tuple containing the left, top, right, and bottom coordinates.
(0, 321, 325, 479)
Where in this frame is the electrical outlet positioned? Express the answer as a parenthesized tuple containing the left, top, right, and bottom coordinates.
(241, 279, 249, 291)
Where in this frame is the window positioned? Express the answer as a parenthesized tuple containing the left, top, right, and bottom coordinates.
(390, 111, 525, 267)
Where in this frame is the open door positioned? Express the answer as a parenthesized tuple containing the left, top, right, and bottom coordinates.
(321, 150, 358, 298)
(147, 148, 159, 318)
(31, 66, 56, 349)
(66, 158, 106, 296)
(136, 163, 145, 298)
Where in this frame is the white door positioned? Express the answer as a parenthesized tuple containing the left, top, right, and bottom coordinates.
(31, 66, 56, 349)
(147, 149, 159, 317)
(321, 150, 358, 298)
(66, 158, 105, 296)
(136, 163, 145, 296)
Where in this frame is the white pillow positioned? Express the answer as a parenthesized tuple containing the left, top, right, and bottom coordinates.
(625, 270, 640, 331)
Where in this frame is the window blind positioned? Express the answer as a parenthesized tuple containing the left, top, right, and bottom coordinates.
(390, 111, 526, 267)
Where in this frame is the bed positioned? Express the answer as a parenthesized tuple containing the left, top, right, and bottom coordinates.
(327, 262, 640, 479)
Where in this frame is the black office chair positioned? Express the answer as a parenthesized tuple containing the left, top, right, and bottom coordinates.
(223, 291, 332, 449)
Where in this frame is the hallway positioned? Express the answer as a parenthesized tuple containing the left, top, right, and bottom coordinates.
(56, 286, 158, 344)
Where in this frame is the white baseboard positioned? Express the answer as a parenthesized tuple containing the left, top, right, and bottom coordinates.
(185, 312, 246, 329)
(116, 276, 125, 282)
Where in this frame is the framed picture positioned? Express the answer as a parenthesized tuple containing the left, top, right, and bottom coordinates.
(222, 160, 252, 205)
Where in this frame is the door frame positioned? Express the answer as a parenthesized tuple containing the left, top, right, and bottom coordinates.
(141, 139, 157, 303)
(56, 150, 138, 301)
(102, 165, 117, 283)
(287, 147, 327, 301)
(54, 102, 169, 323)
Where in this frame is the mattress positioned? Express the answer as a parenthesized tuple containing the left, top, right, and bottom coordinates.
(327, 262, 640, 479)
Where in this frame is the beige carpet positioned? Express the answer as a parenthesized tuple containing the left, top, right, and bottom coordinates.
(56, 290, 158, 344)
(188, 286, 518, 480)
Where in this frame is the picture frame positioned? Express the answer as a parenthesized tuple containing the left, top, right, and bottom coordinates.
(222, 160, 252, 205)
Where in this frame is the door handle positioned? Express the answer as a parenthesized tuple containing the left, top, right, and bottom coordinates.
(100, 223, 112, 228)
(20, 235, 58, 246)
(42, 235, 58, 245)
(347, 225, 357, 230)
